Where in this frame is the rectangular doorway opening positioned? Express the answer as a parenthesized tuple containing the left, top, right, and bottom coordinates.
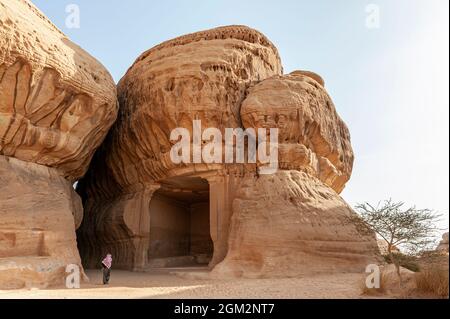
(148, 176, 213, 268)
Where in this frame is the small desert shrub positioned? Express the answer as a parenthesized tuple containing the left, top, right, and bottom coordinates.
(415, 265, 449, 298)
(383, 253, 420, 272)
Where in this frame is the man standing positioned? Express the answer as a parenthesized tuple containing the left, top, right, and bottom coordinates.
(102, 253, 112, 285)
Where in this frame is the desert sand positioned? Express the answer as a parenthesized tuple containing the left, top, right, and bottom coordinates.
(0, 268, 369, 299)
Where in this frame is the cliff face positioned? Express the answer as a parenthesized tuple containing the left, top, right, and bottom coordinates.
(76, 25, 380, 276)
(0, 0, 117, 288)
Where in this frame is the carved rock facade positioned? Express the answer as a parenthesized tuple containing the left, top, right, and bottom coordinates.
(77, 25, 380, 277)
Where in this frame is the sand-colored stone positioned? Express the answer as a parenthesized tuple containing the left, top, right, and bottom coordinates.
(0, 0, 117, 288)
(0, 0, 117, 180)
(0, 155, 85, 288)
(112, 25, 282, 187)
(377, 239, 400, 255)
(241, 71, 353, 193)
(436, 232, 449, 253)
(77, 25, 283, 269)
(211, 171, 379, 278)
(77, 25, 380, 277)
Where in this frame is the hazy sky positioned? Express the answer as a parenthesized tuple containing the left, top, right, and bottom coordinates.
(33, 0, 449, 232)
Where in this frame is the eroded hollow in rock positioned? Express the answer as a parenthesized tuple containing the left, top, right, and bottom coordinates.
(147, 176, 213, 268)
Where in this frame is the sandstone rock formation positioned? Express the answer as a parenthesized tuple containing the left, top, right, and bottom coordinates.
(77, 25, 283, 270)
(240, 71, 353, 193)
(0, 0, 117, 288)
(211, 171, 380, 278)
(436, 232, 449, 253)
(0, 155, 83, 288)
(77, 25, 380, 277)
(112, 25, 282, 187)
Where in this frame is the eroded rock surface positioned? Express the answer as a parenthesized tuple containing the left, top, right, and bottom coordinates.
(77, 25, 283, 269)
(0, 0, 117, 180)
(211, 171, 379, 278)
(0, 155, 84, 289)
(0, 0, 117, 288)
(77, 25, 380, 277)
(112, 25, 282, 186)
(241, 71, 353, 193)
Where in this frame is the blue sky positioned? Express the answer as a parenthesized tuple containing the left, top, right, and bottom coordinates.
(33, 0, 449, 231)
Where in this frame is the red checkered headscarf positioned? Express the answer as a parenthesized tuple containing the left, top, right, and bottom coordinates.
(102, 254, 112, 269)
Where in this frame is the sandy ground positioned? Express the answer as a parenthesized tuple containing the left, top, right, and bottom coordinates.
(0, 267, 371, 299)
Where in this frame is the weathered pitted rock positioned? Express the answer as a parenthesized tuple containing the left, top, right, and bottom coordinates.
(241, 71, 353, 193)
(0, 0, 117, 288)
(111, 25, 282, 187)
(0, 0, 117, 181)
(77, 25, 380, 276)
(78, 25, 282, 269)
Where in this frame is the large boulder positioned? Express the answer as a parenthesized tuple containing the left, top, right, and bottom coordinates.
(0, 0, 117, 288)
(76, 25, 380, 276)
